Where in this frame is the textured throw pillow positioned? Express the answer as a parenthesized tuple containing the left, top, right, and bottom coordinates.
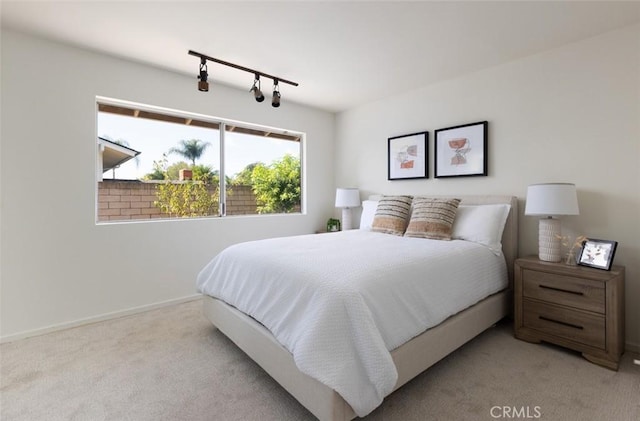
(371, 195, 413, 236)
(404, 197, 461, 240)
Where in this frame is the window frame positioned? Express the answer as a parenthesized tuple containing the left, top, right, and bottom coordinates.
(95, 96, 305, 224)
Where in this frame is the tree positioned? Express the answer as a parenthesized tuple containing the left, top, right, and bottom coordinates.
(250, 155, 301, 214)
(152, 156, 219, 218)
(230, 162, 261, 186)
(191, 164, 219, 185)
(142, 166, 164, 181)
(168, 139, 211, 166)
(166, 161, 190, 180)
(142, 156, 188, 181)
(155, 179, 219, 218)
(142, 154, 169, 181)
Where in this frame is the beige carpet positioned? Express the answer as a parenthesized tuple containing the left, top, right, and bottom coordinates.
(1, 298, 638, 421)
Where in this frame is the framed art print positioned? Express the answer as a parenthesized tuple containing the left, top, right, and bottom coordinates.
(578, 238, 618, 270)
(434, 121, 487, 178)
(388, 131, 428, 180)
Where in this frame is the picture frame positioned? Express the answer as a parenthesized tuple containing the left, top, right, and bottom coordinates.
(388, 131, 428, 180)
(434, 121, 488, 178)
(577, 238, 618, 271)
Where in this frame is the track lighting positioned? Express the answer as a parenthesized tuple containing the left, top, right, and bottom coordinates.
(189, 50, 298, 109)
(250, 75, 265, 102)
(272, 80, 281, 108)
(198, 58, 209, 92)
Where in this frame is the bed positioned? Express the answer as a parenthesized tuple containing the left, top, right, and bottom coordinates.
(197, 195, 518, 420)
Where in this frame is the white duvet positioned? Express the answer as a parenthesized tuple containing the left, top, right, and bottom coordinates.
(196, 230, 507, 417)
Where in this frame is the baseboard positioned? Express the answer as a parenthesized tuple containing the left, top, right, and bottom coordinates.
(0, 294, 203, 344)
(626, 341, 640, 354)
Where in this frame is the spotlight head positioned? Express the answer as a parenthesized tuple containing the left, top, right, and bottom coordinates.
(250, 75, 265, 102)
(252, 88, 265, 102)
(272, 91, 281, 107)
(272, 79, 281, 108)
(198, 58, 208, 92)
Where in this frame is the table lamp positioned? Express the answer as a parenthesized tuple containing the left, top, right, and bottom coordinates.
(335, 188, 361, 230)
(525, 183, 580, 262)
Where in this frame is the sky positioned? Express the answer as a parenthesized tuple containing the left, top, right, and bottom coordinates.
(98, 112, 300, 180)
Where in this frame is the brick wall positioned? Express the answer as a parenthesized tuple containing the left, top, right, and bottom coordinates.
(97, 180, 258, 222)
(226, 185, 258, 215)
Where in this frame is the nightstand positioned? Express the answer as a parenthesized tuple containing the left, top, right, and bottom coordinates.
(514, 256, 625, 370)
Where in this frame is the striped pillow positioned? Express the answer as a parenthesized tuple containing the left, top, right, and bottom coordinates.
(371, 195, 413, 236)
(404, 197, 461, 240)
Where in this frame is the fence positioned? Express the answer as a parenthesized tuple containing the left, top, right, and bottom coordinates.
(97, 180, 258, 222)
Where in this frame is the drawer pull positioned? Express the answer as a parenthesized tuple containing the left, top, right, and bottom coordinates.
(539, 316, 584, 330)
(539, 284, 583, 296)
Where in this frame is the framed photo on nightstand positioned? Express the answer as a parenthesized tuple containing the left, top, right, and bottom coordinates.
(578, 238, 618, 270)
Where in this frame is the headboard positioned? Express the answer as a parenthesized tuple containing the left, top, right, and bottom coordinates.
(368, 194, 519, 286)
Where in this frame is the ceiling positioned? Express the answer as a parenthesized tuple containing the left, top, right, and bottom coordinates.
(2, 1, 639, 112)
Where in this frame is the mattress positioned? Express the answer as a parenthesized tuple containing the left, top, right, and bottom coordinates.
(196, 229, 508, 417)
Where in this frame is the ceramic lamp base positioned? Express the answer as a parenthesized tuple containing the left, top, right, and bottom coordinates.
(341, 208, 354, 230)
(538, 218, 561, 262)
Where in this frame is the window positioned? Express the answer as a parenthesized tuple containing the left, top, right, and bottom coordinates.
(225, 129, 301, 215)
(96, 98, 303, 223)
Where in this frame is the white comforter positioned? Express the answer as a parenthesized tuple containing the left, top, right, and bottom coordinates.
(196, 230, 507, 417)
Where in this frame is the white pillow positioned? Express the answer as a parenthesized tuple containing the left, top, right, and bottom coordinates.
(451, 204, 511, 254)
(359, 200, 379, 230)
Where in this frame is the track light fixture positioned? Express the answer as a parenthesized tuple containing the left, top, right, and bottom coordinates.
(189, 50, 298, 108)
(250, 74, 265, 102)
(272, 80, 281, 108)
(197, 58, 209, 92)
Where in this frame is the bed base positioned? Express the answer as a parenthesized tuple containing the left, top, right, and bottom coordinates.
(203, 290, 509, 421)
(202, 195, 518, 420)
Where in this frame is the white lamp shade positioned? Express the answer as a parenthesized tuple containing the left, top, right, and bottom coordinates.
(525, 183, 579, 216)
(335, 188, 360, 208)
(525, 183, 579, 262)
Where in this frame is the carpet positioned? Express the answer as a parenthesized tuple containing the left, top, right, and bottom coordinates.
(1, 298, 638, 420)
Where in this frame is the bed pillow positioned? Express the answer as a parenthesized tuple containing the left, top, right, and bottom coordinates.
(359, 200, 379, 230)
(404, 197, 461, 240)
(371, 195, 413, 236)
(451, 204, 511, 254)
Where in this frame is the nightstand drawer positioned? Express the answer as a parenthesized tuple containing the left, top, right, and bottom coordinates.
(522, 269, 605, 313)
(523, 300, 605, 349)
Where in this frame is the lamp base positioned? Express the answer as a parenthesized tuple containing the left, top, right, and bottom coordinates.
(538, 218, 561, 262)
(341, 208, 354, 230)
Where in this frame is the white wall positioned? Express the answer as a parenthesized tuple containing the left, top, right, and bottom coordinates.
(335, 24, 640, 349)
(0, 30, 335, 340)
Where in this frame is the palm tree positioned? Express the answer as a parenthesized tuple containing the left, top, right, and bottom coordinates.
(168, 139, 211, 166)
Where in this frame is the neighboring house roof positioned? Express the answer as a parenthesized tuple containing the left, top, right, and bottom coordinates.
(98, 137, 141, 173)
